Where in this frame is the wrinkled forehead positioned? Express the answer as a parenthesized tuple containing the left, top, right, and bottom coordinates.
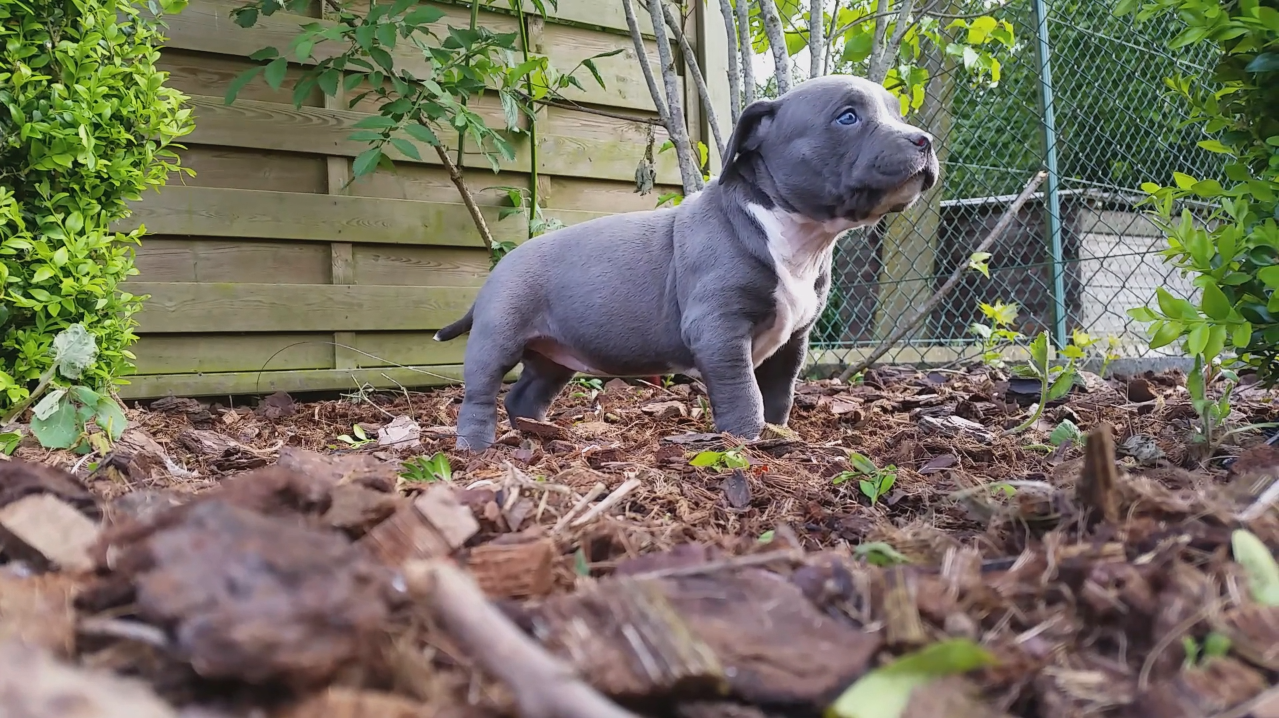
(781, 76, 902, 122)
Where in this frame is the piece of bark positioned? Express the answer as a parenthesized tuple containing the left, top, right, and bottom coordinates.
(0, 458, 100, 517)
(466, 539, 555, 599)
(323, 484, 403, 538)
(0, 640, 177, 718)
(902, 676, 1012, 718)
(721, 470, 751, 509)
(643, 401, 689, 420)
(274, 687, 432, 718)
(360, 486, 478, 566)
(0, 494, 100, 573)
(1130, 657, 1267, 718)
(881, 567, 927, 647)
(1078, 423, 1120, 526)
(527, 568, 881, 707)
(0, 573, 78, 656)
(276, 446, 399, 493)
(88, 428, 180, 487)
(176, 430, 266, 471)
(513, 417, 569, 441)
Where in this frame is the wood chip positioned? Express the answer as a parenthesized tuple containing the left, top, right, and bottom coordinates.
(467, 538, 555, 599)
(273, 687, 431, 718)
(642, 401, 688, 420)
(513, 417, 568, 441)
(1078, 423, 1120, 526)
(0, 640, 177, 718)
(359, 486, 478, 566)
(0, 494, 100, 573)
(0, 573, 77, 656)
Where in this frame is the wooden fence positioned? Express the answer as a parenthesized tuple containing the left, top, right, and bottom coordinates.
(115, 0, 729, 399)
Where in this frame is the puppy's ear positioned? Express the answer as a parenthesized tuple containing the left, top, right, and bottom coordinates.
(720, 98, 776, 175)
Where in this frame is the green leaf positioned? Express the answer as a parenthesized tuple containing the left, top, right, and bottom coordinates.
(51, 324, 99, 380)
(966, 16, 998, 44)
(1173, 172, 1198, 190)
(225, 66, 264, 104)
(841, 30, 874, 64)
(389, 137, 422, 161)
(690, 451, 724, 467)
(1045, 368, 1077, 402)
(32, 389, 68, 422)
(1186, 323, 1210, 355)
(404, 122, 441, 147)
(234, 7, 259, 27)
(317, 69, 340, 97)
(849, 452, 878, 474)
(1244, 53, 1279, 73)
(1127, 306, 1159, 322)
(1150, 320, 1184, 349)
(248, 47, 279, 61)
(827, 639, 998, 718)
(1232, 321, 1253, 348)
(1028, 332, 1050, 368)
(1197, 139, 1231, 154)
(1259, 266, 1279, 289)
(353, 148, 383, 177)
(1232, 529, 1279, 607)
(1201, 283, 1232, 321)
(1049, 419, 1082, 447)
(31, 397, 80, 450)
(94, 397, 128, 441)
(353, 115, 397, 130)
(403, 5, 446, 26)
(264, 57, 288, 90)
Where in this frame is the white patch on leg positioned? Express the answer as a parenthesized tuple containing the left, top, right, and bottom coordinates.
(745, 205, 873, 368)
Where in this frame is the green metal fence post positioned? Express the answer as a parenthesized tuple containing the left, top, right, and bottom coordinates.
(1033, 0, 1068, 350)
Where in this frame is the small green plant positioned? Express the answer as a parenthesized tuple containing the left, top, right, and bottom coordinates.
(834, 452, 898, 505)
(1004, 329, 1093, 434)
(3, 325, 128, 452)
(853, 541, 910, 566)
(336, 423, 375, 448)
(757, 529, 776, 543)
(968, 301, 1024, 368)
(569, 376, 604, 399)
(827, 638, 998, 718)
(689, 448, 750, 472)
(1182, 631, 1233, 670)
(1232, 528, 1279, 607)
(400, 452, 453, 483)
(1098, 335, 1123, 378)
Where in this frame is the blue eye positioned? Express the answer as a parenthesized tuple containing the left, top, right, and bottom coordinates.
(836, 109, 859, 125)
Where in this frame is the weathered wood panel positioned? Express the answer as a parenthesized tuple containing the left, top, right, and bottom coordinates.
(124, 0, 729, 398)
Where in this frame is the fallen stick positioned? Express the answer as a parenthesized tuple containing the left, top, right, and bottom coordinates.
(837, 170, 1049, 382)
(552, 481, 607, 534)
(404, 560, 641, 718)
(570, 477, 642, 529)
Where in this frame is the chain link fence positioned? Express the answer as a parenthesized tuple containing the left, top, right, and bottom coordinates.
(808, 0, 1224, 374)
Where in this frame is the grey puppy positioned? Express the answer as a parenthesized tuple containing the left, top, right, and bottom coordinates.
(435, 74, 939, 451)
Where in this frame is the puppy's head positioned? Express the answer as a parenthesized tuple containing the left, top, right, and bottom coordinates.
(720, 74, 940, 226)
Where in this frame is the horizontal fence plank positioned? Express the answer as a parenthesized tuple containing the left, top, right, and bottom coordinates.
(119, 364, 487, 400)
(161, 0, 663, 112)
(180, 94, 681, 184)
(118, 185, 523, 247)
(133, 333, 337, 374)
(128, 282, 478, 333)
(350, 331, 468, 367)
(351, 246, 490, 286)
(176, 145, 329, 193)
(135, 238, 334, 283)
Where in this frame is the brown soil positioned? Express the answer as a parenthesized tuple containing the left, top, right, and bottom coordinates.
(3, 365, 1279, 718)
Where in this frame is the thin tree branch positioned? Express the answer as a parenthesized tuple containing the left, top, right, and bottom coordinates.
(524, 93, 664, 126)
(736, 0, 757, 104)
(661, 1, 726, 160)
(837, 171, 1048, 382)
(878, 0, 916, 82)
(757, 0, 792, 94)
(823, 0, 845, 76)
(404, 560, 642, 718)
(644, 0, 703, 193)
(718, 0, 742, 124)
(867, 0, 891, 82)
(621, 0, 672, 128)
(435, 143, 496, 252)
(809, 0, 825, 78)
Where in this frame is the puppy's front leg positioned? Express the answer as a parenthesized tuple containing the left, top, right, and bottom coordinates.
(687, 326, 765, 440)
(754, 328, 808, 426)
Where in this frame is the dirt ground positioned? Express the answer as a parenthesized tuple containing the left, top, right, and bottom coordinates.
(3, 364, 1279, 718)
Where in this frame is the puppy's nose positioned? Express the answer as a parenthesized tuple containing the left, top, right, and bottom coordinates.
(908, 132, 932, 151)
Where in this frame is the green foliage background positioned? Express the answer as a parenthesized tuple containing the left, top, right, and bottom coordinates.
(0, 0, 194, 411)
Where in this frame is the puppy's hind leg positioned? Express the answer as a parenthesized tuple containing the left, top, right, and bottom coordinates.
(455, 329, 525, 452)
(754, 330, 808, 426)
(504, 352, 575, 422)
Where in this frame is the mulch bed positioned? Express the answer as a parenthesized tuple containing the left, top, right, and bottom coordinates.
(2, 364, 1279, 718)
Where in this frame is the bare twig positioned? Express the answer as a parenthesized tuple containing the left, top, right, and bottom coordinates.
(757, 0, 792, 94)
(1238, 476, 1279, 523)
(626, 547, 806, 580)
(552, 481, 607, 534)
(524, 93, 663, 125)
(717, 0, 742, 124)
(878, 0, 916, 82)
(822, 0, 845, 75)
(661, 2, 726, 160)
(404, 560, 641, 718)
(736, 0, 756, 104)
(570, 476, 642, 528)
(630, 0, 702, 194)
(866, 0, 892, 82)
(621, 0, 672, 128)
(809, 0, 826, 78)
(77, 618, 171, 650)
(837, 171, 1047, 382)
(433, 142, 495, 252)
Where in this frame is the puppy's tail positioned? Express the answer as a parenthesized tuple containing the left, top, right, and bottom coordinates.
(434, 306, 475, 342)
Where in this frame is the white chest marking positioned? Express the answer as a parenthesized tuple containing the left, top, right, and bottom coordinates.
(746, 204, 870, 368)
